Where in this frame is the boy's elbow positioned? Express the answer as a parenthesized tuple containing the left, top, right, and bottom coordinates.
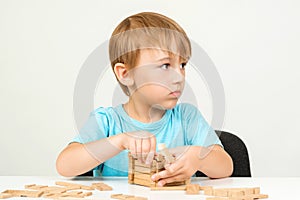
(56, 151, 77, 177)
(56, 155, 71, 177)
(224, 156, 234, 177)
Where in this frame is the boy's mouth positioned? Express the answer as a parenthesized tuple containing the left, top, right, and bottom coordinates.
(169, 91, 181, 98)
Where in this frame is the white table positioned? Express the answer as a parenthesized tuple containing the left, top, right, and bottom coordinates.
(0, 176, 299, 200)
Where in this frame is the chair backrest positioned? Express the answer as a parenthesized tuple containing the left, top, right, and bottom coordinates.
(196, 130, 251, 177)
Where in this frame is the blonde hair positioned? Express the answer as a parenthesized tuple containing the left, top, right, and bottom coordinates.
(109, 12, 191, 95)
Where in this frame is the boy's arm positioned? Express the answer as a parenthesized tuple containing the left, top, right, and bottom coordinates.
(151, 145, 233, 186)
(56, 134, 124, 177)
(56, 131, 156, 177)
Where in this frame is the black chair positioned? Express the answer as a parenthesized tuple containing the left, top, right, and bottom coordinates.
(196, 130, 251, 177)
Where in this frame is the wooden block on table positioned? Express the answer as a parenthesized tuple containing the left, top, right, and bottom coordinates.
(92, 182, 113, 191)
(126, 196, 148, 200)
(165, 181, 186, 186)
(0, 193, 13, 199)
(40, 186, 67, 193)
(202, 186, 214, 195)
(253, 187, 260, 194)
(2, 190, 44, 198)
(83, 191, 93, 197)
(55, 181, 94, 190)
(111, 194, 135, 199)
(228, 190, 244, 197)
(133, 178, 155, 187)
(43, 193, 63, 199)
(25, 184, 48, 190)
(150, 185, 186, 191)
(186, 184, 200, 195)
(213, 189, 229, 197)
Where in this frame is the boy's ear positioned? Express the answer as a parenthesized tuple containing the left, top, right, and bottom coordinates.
(113, 63, 134, 86)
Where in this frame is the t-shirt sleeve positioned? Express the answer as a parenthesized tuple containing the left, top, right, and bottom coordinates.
(72, 107, 109, 144)
(181, 103, 223, 147)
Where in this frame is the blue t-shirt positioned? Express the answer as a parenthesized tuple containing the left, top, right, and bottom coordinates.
(72, 103, 222, 176)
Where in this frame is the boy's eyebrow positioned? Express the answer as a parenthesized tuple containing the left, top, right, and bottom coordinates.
(156, 57, 170, 62)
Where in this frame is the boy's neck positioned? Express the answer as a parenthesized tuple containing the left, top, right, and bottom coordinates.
(124, 100, 166, 123)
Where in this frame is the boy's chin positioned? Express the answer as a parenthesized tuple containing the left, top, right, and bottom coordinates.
(160, 100, 179, 110)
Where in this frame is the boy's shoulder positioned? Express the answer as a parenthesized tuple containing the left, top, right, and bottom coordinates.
(90, 105, 122, 118)
(175, 103, 199, 113)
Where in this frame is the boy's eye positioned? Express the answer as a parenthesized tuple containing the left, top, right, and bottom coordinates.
(180, 63, 187, 69)
(160, 64, 170, 70)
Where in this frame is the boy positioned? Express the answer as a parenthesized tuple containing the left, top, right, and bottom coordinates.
(56, 12, 233, 186)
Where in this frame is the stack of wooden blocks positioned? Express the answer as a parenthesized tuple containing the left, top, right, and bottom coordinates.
(128, 144, 190, 188)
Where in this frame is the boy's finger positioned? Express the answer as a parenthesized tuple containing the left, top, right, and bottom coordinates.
(136, 139, 143, 162)
(151, 169, 172, 181)
(164, 160, 182, 174)
(141, 139, 151, 162)
(150, 135, 156, 153)
(157, 174, 187, 186)
(129, 140, 137, 158)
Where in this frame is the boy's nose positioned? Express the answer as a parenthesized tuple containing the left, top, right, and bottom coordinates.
(171, 67, 184, 84)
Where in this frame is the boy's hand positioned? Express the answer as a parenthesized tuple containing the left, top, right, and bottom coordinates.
(121, 131, 156, 164)
(151, 146, 205, 186)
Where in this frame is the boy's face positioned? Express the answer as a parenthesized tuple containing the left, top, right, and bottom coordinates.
(128, 49, 187, 109)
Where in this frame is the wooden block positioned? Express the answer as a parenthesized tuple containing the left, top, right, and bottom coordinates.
(43, 193, 63, 199)
(0, 193, 13, 199)
(186, 184, 200, 195)
(200, 186, 213, 191)
(253, 187, 260, 194)
(228, 190, 244, 197)
(83, 191, 93, 196)
(157, 143, 175, 163)
(185, 178, 191, 185)
(55, 181, 94, 190)
(155, 161, 165, 170)
(128, 153, 135, 173)
(134, 166, 155, 173)
(165, 181, 186, 186)
(40, 186, 67, 193)
(135, 160, 152, 168)
(154, 154, 164, 162)
(203, 187, 213, 196)
(128, 173, 134, 182)
(134, 172, 151, 181)
(65, 185, 81, 191)
(111, 193, 123, 199)
(60, 192, 85, 198)
(150, 185, 186, 190)
(2, 190, 44, 198)
(126, 196, 148, 200)
(92, 182, 113, 191)
(25, 184, 48, 190)
(133, 178, 153, 187)
(213, 189, 228, 197)
(111, 194, 135, 200)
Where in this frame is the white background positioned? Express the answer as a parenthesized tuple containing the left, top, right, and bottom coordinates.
(0, 0, 299, 176)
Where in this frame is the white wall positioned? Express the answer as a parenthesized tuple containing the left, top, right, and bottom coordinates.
(0, 0, 299, 176)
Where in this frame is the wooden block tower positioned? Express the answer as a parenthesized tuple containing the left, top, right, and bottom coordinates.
(128, 144, 190, 188)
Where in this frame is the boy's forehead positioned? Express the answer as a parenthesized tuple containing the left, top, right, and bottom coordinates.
(138, 49, 186, 63)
